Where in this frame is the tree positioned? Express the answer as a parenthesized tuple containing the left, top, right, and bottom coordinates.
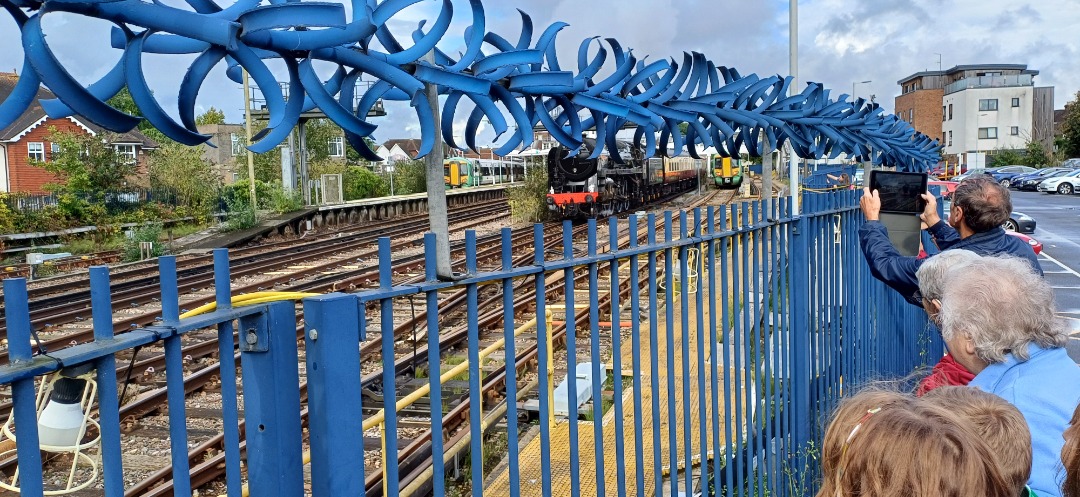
(148, 142, 222, 215)
(391, 159, 427, 195)
(343, 166, 389, 199)
(106, 87, 169, 145)
(1060, 90, 1080, 159)
(38, 127, 137, 192)
(196, 107, 226, 125)
(989, 148, 1025, 168)
(1022, 140, 1051, 168)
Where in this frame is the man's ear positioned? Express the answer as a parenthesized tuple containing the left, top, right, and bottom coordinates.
(952, 205, 964, 224)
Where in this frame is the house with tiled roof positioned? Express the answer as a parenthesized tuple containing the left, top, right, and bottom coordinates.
(0, 72, 158, 193)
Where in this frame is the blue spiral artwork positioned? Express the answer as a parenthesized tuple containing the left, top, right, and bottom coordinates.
(0, 0, 941, 169)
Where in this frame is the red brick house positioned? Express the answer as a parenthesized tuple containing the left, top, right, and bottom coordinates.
(0, 72, 158, 194)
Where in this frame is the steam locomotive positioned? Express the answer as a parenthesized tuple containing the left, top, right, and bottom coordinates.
(546, 138, 700, 219)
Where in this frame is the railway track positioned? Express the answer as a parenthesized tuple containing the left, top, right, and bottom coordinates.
(3, 188, 742, 496)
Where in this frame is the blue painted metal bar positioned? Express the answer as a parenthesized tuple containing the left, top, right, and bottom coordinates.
(89, 267, 124, 497)
(719, 206, 735, 494)
(533, 223, 553, 497)
(705, 207, 723, 494)
(303, 293, 365, 497)
(423, 233, 447, 497)
(586, 218, 606, 497)
(378, 237, 401, 497)
(647, 213, 663, 497)
(562, 219, 582, 497)
(628, 214, 646, 497)
(4, 278, 45, 497)
(239, 301, 304, 497)
(158, 256, 192, 497)
(730, 202, 745, 496)
(465, 230, 483, 497)
(608, 216, 627, 497)
(751, 201, 765, 494)
(692, 208, 708, 497)
(677, 211, 693, 497)
(500, 228, 521, 497)
(791, 191, 812, 492)
(212, 248, 243, 497)
(662, 210, 679, 497)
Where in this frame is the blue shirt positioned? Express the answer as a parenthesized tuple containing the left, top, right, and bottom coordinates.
(970, 344, 1080, 497)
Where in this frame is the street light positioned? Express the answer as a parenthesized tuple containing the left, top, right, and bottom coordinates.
(852, 80, 872, 101)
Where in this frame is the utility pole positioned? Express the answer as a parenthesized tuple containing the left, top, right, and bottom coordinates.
(762, 134, 773, 202)
(422, 51, 453, 279)
(242, 69, 257, 210)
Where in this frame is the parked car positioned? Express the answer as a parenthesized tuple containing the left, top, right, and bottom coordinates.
(928, 180, 959, 198)
(1004, 211, 1036, 233)
(952, 168, 991, 182)
(989, 165, 1037, 188)
(1011, 167, 1073, 191)
(1038, 169, 1080, 194)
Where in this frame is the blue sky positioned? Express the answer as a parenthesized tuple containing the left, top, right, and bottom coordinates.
(2, 0, 1078, 147)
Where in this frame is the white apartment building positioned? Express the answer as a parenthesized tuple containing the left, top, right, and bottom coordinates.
(938, 65, 1054, 162)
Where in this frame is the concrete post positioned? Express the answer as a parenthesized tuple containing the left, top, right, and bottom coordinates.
(422, 51, 454, 279)
(299, 120, 310, 205)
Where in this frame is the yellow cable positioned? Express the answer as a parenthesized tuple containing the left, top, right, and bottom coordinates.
(179, 292, 322, 319)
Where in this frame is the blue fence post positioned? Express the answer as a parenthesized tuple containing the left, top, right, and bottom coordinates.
(158, 256, 191, 497)
(213, 249, 244, 497)
(303, 293, 365, 496)
(789, 191, 812, 495)
(239, 301, 304, 497)
(89, 267, 124, 497)
(534, 223, 553, 497)
(425, 233, 447, 496)
(3, 278, 44, 497)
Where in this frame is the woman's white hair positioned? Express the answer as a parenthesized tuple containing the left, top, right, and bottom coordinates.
(939, 254, 1066, 363)
(916, 249, 981, 301)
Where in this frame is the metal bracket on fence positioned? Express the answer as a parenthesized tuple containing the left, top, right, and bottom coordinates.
(239, 313, 269, 353)
(833, 214, 843, 245)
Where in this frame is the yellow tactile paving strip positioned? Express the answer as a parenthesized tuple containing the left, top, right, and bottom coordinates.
(486, 286, 750, 496)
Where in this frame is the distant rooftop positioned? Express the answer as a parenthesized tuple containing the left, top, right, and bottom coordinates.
(897, 63, 1038, 85)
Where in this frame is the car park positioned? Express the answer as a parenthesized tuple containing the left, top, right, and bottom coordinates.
(1038, 169, 1080, 194)
(988, 165, 1037, 188)
(1011, 167, 1073, 191)
(952, 168, 990, 182)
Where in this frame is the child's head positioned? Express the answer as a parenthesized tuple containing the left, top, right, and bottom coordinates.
(923, 386, 1032, 493)
(1063, 403, 1080, 497)
(817, 389, 1013, 497)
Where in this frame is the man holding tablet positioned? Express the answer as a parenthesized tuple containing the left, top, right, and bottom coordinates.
(858, 174, 1042, 307)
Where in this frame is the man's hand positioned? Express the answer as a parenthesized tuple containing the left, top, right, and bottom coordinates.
(860, 187, 881, 221)
(920, 192, 940, 227)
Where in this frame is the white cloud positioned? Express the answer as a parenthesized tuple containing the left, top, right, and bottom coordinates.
(3, 0, 1080, 144)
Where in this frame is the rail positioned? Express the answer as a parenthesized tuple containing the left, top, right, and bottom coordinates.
(0, 191, 938, 497)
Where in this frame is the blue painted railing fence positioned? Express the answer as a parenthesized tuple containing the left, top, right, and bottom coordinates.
(0, 190, 938, 496)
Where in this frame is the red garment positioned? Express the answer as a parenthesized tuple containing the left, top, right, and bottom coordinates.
(916, 353, 976, 396)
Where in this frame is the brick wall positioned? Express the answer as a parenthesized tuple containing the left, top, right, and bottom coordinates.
(5, 118, 86, 193)
(894, 89, 944, 144)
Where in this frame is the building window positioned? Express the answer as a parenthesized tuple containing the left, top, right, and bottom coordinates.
(1012, 97, 1020, 107)
(978, 99, 999, 111)
(948, 104, 953, 120)
(1010, 126, 1020, 136)
(942, 106, 946, 122)
(978, 127, 998, 139)
(50, 143, 60, 157)
(948, 131, 953, 146)
(230, 133, 245, 156)
(115, 144, 137, 165)
(328, 136, 345, 157)
(27, 142, 45, 161)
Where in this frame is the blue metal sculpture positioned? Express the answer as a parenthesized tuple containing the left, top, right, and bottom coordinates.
(0, 0, 941, 169)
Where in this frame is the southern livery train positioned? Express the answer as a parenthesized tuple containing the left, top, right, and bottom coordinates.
(546, 138, 700, 219)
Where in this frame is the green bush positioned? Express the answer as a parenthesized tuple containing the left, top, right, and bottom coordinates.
(506, 166, 549, 223)
(268, 182, 304, 214)
(122, 224, 166, 262)
(343, 166, 389, 200)
(391, 160, 428, 195)
(223, 179, 274, 210)
(222, 194, 258, 232)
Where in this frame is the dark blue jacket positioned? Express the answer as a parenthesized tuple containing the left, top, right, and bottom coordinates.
(859, 220, 1043, 306)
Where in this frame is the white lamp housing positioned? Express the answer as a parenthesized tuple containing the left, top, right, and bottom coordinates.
(37, 377, 88, 448)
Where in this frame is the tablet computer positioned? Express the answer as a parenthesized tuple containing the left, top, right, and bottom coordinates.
(869, 171, 928, 214)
